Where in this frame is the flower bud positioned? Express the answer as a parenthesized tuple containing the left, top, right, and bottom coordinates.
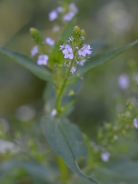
(73, 26, 81, 39)
(81, 29, 86, 37)
(30, 28, 43, 44)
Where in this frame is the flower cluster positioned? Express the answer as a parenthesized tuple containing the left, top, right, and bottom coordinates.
(30, 36, 55, 66)
(49, 3, 78, 22)
(60, 41, 92, 74)
(78, 45, 92, 56)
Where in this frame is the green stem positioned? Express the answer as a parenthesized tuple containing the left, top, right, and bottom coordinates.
(55, 57, 75, 113)
(57, 156, 68, 182)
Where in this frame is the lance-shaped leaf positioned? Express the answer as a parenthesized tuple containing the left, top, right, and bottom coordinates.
(41, 117, 99, 184)
(0, 47, 53, 82)
(90, 42, 107, 54)
(77, 40, 138, 75)
(0, 160, 54, 183)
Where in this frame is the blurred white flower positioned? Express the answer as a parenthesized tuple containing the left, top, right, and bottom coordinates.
(52, 25, 60, 32)
(68, 36, 74, 42)
(37, 54, 49, 65)
(114, 135, 118, 140)
(16, 105, 36, 122)
(118, 74, 130, 89)
(0, 139, 19, 154)
(51, 109, 57, 117)
(101, 151, 110, 162)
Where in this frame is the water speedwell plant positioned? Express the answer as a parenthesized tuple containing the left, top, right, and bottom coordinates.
(0, 1, 138, 184)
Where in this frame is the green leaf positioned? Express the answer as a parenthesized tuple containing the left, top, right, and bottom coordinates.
(0, 160, 53, 183)
(77, 40, 138, 75)
(0, 47, 53, 82)
(41, 117, 99, 184)
(90, 42, 106, 53)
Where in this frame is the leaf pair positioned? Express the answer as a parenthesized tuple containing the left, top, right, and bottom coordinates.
(0, 40, 137, 82)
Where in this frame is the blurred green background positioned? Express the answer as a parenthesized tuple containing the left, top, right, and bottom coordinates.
(0, 0, 138, 135)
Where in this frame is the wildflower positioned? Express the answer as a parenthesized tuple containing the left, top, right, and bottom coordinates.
(37, 54, 49, 65)
(49, 10, 58, 21)
(85, 45, 92, 54)
(51, 109, 57, 116)
(60, 44, 71, 51)
(70, 66, 76, 74)
(133, 118, 138, 129)
(78, 44, 92, 56)
(69, 3, 78, 14)
(78, 47, 86, 56)
(79, 60, 86, 66)
(118, 74, 130, 89)
(101, 152, 110, 162)
(64, 44, 71, 49)
(57, 6, 63, 13)
(60, 45, 65, 50)
(62, 46, 74, 59)
(45, 37, 55, 46)
(31, 46, 38, 57)
(62, 12, 75, 22)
